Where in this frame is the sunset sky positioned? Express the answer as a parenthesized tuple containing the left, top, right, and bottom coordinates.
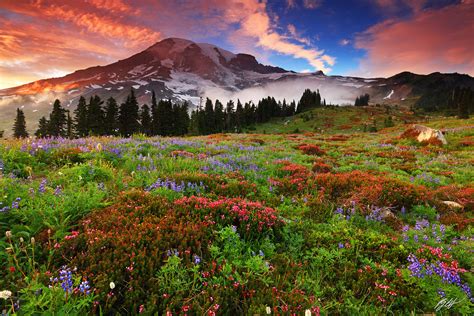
(0, 0, 473, 89)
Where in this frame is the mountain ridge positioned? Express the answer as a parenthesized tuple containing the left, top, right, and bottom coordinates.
(1, 37, 473, 135)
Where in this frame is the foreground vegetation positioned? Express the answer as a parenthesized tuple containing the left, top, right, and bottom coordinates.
(1, 108, 473, 315)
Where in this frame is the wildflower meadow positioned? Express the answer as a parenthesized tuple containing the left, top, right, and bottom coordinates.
(1, 108, 473, 315)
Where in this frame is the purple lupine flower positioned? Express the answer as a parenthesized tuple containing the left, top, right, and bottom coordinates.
(38, 178, 47, 193)
(259, 250, 265, 257)
(58, 266, 74, 294)
(11, 197, 21, 209)
(193, 255, 201, 265)
(437, 288, 446, 298)
(54, 185, 62, 196)
(79, 280, 91, 295)
(401, 206, 406, 215)
(338, 243, 345, 249)
(335, 207, 344, 215)
(413, 235, 419, 242)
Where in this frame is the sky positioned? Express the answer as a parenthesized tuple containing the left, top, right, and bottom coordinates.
(0, 0, 473, 89)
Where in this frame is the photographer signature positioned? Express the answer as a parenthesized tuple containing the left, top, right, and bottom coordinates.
(434, 297, 465, 312)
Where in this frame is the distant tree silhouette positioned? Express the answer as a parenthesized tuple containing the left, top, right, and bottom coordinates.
(48, 99, 67, 137)
(140, 103, 152, 135)
(35, 117, 49, 138)
(104, 97, 119, 135)
(355, 94, 370, 106)
(13, 108, 28, 138)
(74, 96, 89, 137)
(118, 89, 140, 136)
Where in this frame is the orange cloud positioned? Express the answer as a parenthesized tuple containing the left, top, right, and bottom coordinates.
(354, 2, 474, 77)
(0, 0, 335, 89)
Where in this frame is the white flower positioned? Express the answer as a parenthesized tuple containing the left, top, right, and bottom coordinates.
(109, 282, 115, 290)
(5, 231, 12, 238)
(19, 237, 24, 243)
(266, 306, 271, 314)
(0, 290, 12, 300)
(31, 237, 35, 245)
(305, 309, 311, 316)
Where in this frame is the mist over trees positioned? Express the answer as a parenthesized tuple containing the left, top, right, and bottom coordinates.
(26, 87, 326, 138)
(354, 94, 370, 106)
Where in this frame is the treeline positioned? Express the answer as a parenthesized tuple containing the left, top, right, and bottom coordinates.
(416, 87, 473, 119)
(189, 97, 298, 134)
(11, 88, 333, 139)
(33, 90, 190, 138)
(354, 94, 370, 106)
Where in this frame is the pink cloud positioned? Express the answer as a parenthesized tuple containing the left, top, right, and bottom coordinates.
(354, 2, 474, 77)
(0, 0, 335, 89)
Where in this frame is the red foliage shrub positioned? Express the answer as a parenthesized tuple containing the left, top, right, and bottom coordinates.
(315, 171, 430, 207)
(440, 212, 474, 231)
(170, 150, 195, 158)
(434, 185, 474, 211)
(376, 151, 416, 162)
(270, 161, 314, 194)
(312, 160, 332, 173)
(59, 191, 284, 312)
(327, 135, 350, 141)
(297, 144, 326, 156)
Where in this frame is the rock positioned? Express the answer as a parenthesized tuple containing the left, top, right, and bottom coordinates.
(401, 124, 447, 145)
(442, 201, 463, 209)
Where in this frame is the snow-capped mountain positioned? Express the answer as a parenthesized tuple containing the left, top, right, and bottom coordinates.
(0, 37, 473, 134)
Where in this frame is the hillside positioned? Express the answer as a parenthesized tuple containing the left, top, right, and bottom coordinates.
(1, 113, 473, 314)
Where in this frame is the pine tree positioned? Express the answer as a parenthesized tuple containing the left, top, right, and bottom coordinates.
(140, 103, 152, 135)
(118, 89, 140, 136)
(74, 96, 89, 137)
(48, 99, 67, 137)
(214, 99, 225, 133)
(13, 108, 28, 138)
(235, 99, 243, 131)
(87, 95, 104, 135)
(225, 100, 234, 131)
(204, 98, 215, 134)
(104, 97, 119, 135)
(66, 110, 74, 139)
(35, 116, 49, 138)
(172, 102, 190, 136)
(150, 91, 159, 135)
(189, 110, 200, 135)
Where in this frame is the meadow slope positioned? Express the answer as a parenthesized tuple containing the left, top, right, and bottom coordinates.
(1, 108, 473, 315)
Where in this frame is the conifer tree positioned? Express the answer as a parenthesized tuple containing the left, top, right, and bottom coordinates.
(104, 97, 119, 135)
(74, 96, 89, 137)
(140, 103, 152, 135)
(87, 95, 104, 135)
(204, 98, 215, 134)
(214, 99, 225, 133)
(235, 99, 244, 131)
(66, 110, 74, 139)
(13, 108, 28, 138)
(48, 99, 67, 137)
(118, 89, 140, 136)
(150, 91, 159, 135)
(35, 117, 49, 138)
(225, 100, 234, 131)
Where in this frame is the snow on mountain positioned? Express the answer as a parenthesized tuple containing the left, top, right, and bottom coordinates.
(1, 37, 473, 135)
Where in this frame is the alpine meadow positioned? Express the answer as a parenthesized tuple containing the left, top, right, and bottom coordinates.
(0, 1, 473, 315)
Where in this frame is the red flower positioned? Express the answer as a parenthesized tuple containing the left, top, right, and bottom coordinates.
(9, 266, 15, 273)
